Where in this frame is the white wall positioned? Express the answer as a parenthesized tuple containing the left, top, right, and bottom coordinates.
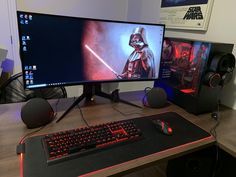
(17, 0, 128, 20)
(127, 0, 161, 23)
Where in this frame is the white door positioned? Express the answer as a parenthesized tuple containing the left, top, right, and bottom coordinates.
(0, 0, 20, 73)
(0, 0, 13, 60)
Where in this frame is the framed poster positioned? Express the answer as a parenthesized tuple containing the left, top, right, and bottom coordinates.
(160, 0, 214, 31)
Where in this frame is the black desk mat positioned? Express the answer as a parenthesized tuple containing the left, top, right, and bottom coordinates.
(22, 112, 213, 177)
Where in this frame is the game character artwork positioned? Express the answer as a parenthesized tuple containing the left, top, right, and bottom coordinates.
(160, 38, 211, 95)
(81, 21, 163, 81)
(120, 27, 155, 79)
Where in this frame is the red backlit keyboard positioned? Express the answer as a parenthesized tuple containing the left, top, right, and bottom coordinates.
(43, 119, 142, 165)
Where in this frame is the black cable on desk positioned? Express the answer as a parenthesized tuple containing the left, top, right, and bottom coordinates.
(77, 104, 90, 127)
(16, 125, 46, 155)
(111, 104, 143, 117)
(73, 97, 90, 127)
(111, 88, 144, 117)
(16, 99, 60, 155)
(210, 99, 221, 138)
(52, 97, 61, 119)
(210, 99, 221, 177)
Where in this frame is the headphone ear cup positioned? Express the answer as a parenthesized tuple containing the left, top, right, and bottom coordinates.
(204, 52, 235, 88)
(204, 72, 221, 88)
(217, 53, 235, 72)
(220, 71, 233, 86)
(218, 53, 235, 86)
(204, 54, 222, 88)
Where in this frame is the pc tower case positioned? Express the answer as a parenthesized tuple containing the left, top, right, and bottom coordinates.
(155, 38, 235, 114)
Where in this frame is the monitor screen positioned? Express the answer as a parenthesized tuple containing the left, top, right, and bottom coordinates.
(17, 11, 165, 89)
(159, 37, 211, 96)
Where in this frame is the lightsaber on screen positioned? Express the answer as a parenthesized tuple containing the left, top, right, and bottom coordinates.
(85, 44, 120, 77)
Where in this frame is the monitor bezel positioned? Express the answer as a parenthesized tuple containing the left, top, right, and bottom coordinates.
(17, 11, 165, 90)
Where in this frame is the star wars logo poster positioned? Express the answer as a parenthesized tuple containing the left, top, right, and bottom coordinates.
(160, 0, 214, 31)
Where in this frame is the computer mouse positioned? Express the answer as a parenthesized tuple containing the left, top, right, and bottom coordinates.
(152, 119, 173, 135)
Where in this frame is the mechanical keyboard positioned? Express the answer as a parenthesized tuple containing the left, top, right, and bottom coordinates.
(43, 119, 142, 165)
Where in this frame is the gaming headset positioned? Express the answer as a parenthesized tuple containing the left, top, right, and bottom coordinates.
(204, 52, 235, 88)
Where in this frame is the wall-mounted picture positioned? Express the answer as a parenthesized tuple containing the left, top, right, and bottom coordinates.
(160, 0, 214, 31)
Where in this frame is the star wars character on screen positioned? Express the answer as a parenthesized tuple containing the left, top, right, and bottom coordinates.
(120, 27, 155, 79)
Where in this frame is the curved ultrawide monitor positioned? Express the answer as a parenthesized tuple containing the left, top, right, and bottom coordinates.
(17, 11, 165, 89)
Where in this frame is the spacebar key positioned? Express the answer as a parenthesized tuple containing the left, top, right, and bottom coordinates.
(69, 145, 83, 154)
(69, 142, 96, 154)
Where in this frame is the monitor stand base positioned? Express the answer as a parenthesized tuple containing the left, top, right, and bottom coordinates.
(56, 83, 142, 123)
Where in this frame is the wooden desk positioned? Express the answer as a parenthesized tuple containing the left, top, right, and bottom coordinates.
(0, 91, 235, 177)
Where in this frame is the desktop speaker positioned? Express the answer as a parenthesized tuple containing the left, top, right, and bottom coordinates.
(21, 98, 54, 129)
(142, 87, 167, 108)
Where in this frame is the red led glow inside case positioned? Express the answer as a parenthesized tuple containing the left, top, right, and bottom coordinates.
(168, 127, 173, 134)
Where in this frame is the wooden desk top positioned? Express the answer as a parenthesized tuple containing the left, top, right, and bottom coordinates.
(0, 91, 235, 177)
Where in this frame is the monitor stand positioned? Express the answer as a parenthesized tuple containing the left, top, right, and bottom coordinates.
(56, 83, 142, 123)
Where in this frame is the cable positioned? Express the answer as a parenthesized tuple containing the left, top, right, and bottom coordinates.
(18, 126, 46, 145)
(210, 83, 223, 138)
(112, 87, 147, 116)
(111, 105, 142, 117)
(210, 99, 221, 177)
(142, 87, 152, 106)
(77, 104, 90, 127)
(16, 124, 48, 155)
(210, 99, 221, 138)
(18, 110, 59, 144)
(17, 100, 60, 155)
(52, 97, 61, 120)
(211, 144, 220, 177)
(18, 102, 59, 145)
(73, 97, 90, 127)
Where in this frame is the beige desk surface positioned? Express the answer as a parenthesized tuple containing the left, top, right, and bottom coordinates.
(0, 91, 235, 177)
